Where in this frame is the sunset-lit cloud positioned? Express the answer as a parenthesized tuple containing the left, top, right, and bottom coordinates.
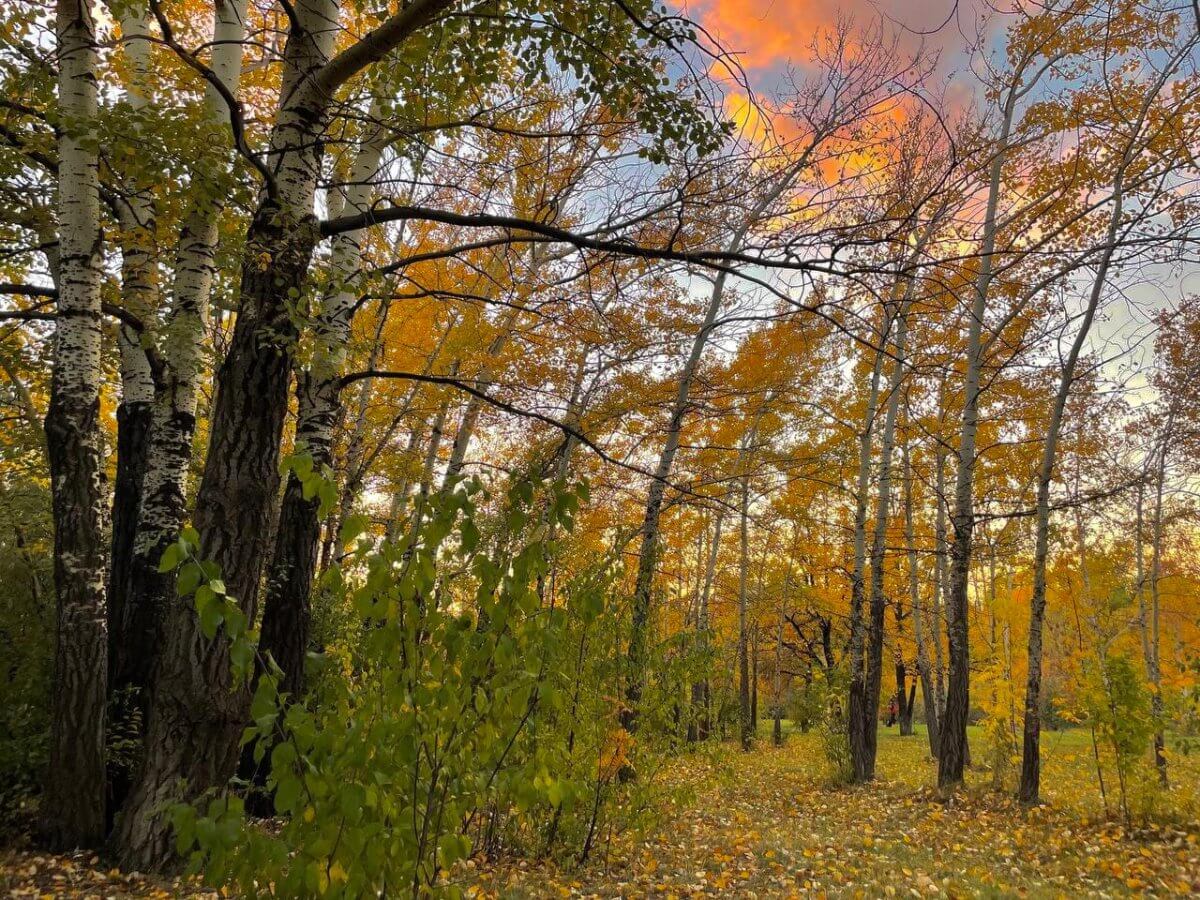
(687, 0, 983, 76)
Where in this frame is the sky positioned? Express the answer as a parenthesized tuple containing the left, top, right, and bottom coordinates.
(685, 0, 987, 83)
(681, 0, 1197, 404)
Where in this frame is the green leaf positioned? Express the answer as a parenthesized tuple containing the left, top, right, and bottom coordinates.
(158, 542, 182, 573)
(318, 479, 338, 518)
(177, 562, 203, 597)
(198, 598, 224, 639)
(230, 638, 254, 678)
(460, 518, 481, 554)
(273, 775, 301, 814)
(339, 513, 369, 546)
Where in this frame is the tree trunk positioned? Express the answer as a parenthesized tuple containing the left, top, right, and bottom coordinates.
(107, 396, 152, 686)
(624, 162, 804, 732)
(1147, 447, 1169, 787)
(1018, 168, 1122, 803)
(856, 303, 908, 780)
(738, 462, 753, 751)
(904, 439, 939, 756)
(932, 449, 948, 726)
(773, 540, 793, 747)
(43, 0, 108, 849)
(624, 265, 732, 735)
(692, 509, 724, 742)
(258, 128, 385, 701)
(114, 1, 337, 869)
(114, 0, 249, 712)
(846, 303, 891, 782)
(106, 16, 161, 823)
(107, 6, 158, 704)
(893, 661, 910, 735)
(751, 631, 759, 735)
(940, 89, 1018, 793)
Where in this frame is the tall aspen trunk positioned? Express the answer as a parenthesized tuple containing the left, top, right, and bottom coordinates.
(846, 303, 891, 779)
(623, 264, 731, 734)
(114, 0, 338, 868)
(940, 91, 1018, 792)
(624, 159, 807, 732)
(932, 449, 948, 723)
(738, 456, 753, 751)
(1019, 165, 1124, 803)
(108, 8, 158, 695)
(107, 17, 161, 825)
(1013, 42, 1185, 793)
(773, 539, 795, 747)
(894, 633, 913, 736)
(729, 422, 758, 753)
(854, 306, 908, 780)
(44, 0, 108, 849)
(692, 508, 724, 741)
(751, 631, 759, 733)
(1147, 447, 1168, 786)
(107, 319, 155, 820)
(904, 439, 939, 756)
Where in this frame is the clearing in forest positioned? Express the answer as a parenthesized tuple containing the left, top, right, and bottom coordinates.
(465, 727, 1200, 898)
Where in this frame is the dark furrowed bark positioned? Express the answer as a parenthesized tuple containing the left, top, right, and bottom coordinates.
(108, 399, 152, 689)
(105, 397, 153, 820)
(241, 374, 336, 814)
(939, 513, 973, 789)
(45, 387, 109, 848)
(258, 371, 341, 699)
(113, 203, 321, 870)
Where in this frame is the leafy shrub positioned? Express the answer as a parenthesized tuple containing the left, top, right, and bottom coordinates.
(172, 475, 646, 896)
(1083, 649, 1155, 821)
(813, 666, 852, 785)
(0, 482, 53, 835)
(976, 655, 1018, 791)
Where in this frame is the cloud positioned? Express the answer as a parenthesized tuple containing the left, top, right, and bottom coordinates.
(688, 0, 980, 75)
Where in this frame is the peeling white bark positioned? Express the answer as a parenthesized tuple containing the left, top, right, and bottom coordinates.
(125, 0, 250, 665)
(44, 0, 108, 849)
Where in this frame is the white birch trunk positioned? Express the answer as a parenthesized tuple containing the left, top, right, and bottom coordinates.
(118, 0, 249, 702)
(44, 0, 108, 849)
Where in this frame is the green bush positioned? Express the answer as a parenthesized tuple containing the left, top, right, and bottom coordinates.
(0, 480, 53, 834)
(814, 667, 852, 785)
(172, 475, 649, 896)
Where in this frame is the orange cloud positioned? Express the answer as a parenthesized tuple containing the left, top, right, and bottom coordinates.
(691, 0, 831, 72)
(689, 0, 974, 73)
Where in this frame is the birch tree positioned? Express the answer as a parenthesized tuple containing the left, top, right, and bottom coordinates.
(43, 0, 107, 849)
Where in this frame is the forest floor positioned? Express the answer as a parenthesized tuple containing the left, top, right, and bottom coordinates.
(463, 725, 1200, 898)
(3, 726, 1200, 897)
